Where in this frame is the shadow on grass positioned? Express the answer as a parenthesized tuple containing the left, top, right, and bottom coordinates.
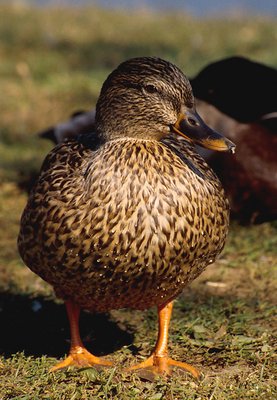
(0, 292, 135, 358)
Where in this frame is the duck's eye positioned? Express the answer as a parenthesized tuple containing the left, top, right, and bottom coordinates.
(145, 84, 158, 94)
(188, 117, 199, 127)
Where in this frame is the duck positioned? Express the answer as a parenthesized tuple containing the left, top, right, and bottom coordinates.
(190, 56, 277, 125)
(37, 56, 277, 223)
(18, 57, 235, 377)
(38, 56, 277, 145)
(39, 109, 96, 144)
(190, 56, 277, 223)
(196, 100, 277, 223)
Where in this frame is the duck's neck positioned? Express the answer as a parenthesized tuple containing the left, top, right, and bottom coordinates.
(95, 122, 167, 143)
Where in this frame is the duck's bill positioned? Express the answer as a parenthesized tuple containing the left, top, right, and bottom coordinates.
(171, 110, 236, 153)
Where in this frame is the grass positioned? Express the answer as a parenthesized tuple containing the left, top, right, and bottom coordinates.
(0, 3, 277, 399)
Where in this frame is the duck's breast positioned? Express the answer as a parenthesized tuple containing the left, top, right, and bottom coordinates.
(18, 139, 229, 311)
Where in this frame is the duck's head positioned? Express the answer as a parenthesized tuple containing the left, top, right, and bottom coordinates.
(95, 57, 235, 153)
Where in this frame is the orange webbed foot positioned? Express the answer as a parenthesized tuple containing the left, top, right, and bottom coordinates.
(50, 301, 113, 372)
(50, 345, 113, 372)
(127, 354, 200, 378)
(126, 302, 200, 379)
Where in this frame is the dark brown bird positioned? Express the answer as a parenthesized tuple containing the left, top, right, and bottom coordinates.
(190, 56, 277, 124)
(18, 57, 234, 377)
(190, 56, 277, 223)
(196, 100, 277, 223)
(39, 109, 96, 144)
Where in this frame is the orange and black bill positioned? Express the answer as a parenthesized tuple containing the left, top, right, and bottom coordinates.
(171, 110, 236, 153)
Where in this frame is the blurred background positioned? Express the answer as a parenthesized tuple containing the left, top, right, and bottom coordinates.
(0, 1, 276, 398)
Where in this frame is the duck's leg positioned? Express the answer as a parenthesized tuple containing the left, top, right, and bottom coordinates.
(50, 300, 113, 372)
(127, 301, 200, 378)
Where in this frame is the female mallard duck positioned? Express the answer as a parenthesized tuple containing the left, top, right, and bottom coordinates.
(18, 57, 235, 377)
(38, 56, 277, 224)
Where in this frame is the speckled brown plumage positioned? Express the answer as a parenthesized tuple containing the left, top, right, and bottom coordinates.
(19, 134, 228, 312)
(18, 57, 234, 375)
